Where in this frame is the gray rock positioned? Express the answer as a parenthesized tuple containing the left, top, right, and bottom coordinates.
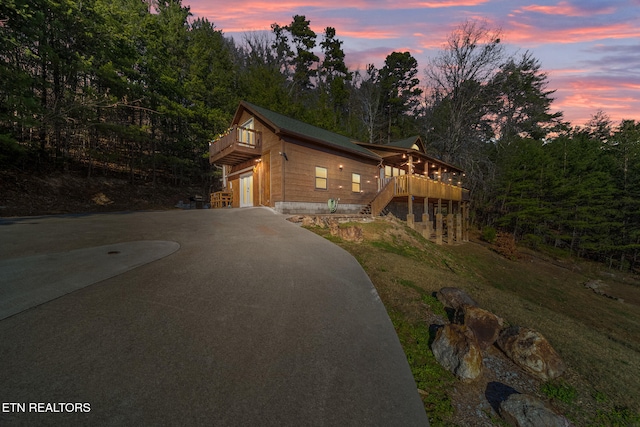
(436, 287, 478, 310)
(431, 324, 483, 381)
(500, 393, 572, 427)
(497, 326, 566, 381)
(455, 305, 504, 350)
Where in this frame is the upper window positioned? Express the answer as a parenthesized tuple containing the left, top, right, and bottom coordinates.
(315, 166, 328, 190)
(238, 118, 255, 146)
(352, 173, 361, 193)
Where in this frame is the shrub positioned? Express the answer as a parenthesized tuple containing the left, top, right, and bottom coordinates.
(481, 226, 497, 244)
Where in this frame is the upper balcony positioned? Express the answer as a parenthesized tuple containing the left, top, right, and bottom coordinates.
(209, 125, 262, 166)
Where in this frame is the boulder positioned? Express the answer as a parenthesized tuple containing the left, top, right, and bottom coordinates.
(436, 287, 478, 310)
(454, 305, 504, 350)
(328, 220, 363, 242)
(301, 216, 315, 227)
(497, 326, 566, 381)
(499, 393, 572, 427)
(431, 324, 483, 381)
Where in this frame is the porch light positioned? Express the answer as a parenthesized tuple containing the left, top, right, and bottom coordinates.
(402, 154, 406, 159)
(339, 164, 343, 170)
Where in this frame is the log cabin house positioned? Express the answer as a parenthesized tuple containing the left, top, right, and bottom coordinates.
(209, 101, 469, 243)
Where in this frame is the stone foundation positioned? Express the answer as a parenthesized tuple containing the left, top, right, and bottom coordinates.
(274, 201, 365, 215)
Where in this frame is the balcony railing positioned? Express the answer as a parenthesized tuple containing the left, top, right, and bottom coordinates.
(369, 175, 465, 216)
(394, 174, 463, 200)
(209, 125, 262, 166)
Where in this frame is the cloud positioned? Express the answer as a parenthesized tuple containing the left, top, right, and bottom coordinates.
(503, 21, 640, 46)
(517, 1, 616, 17)
(548, 70, 640, 125)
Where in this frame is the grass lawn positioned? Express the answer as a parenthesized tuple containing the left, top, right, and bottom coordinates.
(306, 217, 640, 426)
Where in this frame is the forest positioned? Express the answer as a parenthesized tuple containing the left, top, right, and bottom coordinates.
(1, 0, 639, 271)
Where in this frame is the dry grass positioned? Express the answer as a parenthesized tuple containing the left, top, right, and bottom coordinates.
(307, 217, 640, 426)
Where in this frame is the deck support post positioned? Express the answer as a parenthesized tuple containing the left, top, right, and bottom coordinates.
(407, 213, 415, 228)
(447, 200, 454, 244)
(456, 212, 462, 242)
(462, 202, 469, 242)
(422, 211, 432, 238)
(436, 198, 443, 245)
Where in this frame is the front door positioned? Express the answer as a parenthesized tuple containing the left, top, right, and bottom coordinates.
(239, 173, 253, 207)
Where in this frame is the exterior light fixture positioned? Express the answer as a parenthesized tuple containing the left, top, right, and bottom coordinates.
(339, 164, 343, 170)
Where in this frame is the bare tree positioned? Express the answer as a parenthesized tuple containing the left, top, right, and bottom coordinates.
(424, 19, 505, 163)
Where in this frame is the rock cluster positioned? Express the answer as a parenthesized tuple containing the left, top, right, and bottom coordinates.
(431, 287, 570, 426)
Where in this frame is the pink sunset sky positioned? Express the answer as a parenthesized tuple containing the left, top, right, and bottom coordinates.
(186, 0, 640, 128)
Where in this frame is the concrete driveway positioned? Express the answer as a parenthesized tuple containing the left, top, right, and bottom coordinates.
(0, 208, 428, 426)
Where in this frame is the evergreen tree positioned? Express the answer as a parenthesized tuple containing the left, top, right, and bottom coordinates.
(490, 51, 563, 143)
(379, 51, 422, 143)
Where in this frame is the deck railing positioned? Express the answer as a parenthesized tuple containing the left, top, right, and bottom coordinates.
(209, 125, 262, 163)
(395, 174, 463, 200)
(371, 178, 396, 216)
(369, 175, 464, 216)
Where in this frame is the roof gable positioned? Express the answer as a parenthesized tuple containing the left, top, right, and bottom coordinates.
(237, 101, 380, 160)
(386, 136, 425, 153)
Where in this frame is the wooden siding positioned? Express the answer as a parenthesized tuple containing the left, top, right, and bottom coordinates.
(233, 109, 380, 207)
(277, 139, 378, 205)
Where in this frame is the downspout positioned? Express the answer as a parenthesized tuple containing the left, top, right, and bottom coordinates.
(281, 139, 286, 203)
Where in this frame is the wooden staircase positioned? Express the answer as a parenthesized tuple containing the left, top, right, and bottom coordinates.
(358, 203, 389, 216)
(360, 178, 395, 217)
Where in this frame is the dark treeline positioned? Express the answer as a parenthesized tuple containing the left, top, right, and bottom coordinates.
(1, 1, 638, 270)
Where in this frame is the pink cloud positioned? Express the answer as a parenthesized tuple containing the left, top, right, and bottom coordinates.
(548, 72, 640, 125)
(402, 0, 488, 7)
(504, 21, 640, 46)
(518, 1, 616, 17)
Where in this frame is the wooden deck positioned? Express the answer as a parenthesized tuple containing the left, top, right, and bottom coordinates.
(370, 175, 465, 216)
(209, 126, 262, 166)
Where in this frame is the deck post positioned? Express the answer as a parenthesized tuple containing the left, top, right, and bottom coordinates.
(407, 213, 415, 228)
(435, 213, 443, 245)
(464, 202, 470, 242)
(456, 212, 462, 242)
(422, 203, 432, 238)
(447, 200, 454, 244)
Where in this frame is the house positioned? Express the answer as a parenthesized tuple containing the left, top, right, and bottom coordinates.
(209, 101, 469, 243)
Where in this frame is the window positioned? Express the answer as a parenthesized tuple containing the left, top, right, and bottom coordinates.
(238, 118, 255, 146)
(384, 166, 405, 178)
(352, 173, 361, 193)
(315, 166, 327, 190)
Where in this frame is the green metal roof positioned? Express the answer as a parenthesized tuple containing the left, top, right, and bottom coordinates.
(386, 136, 423, 151)
(240, 101, 380, 160)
